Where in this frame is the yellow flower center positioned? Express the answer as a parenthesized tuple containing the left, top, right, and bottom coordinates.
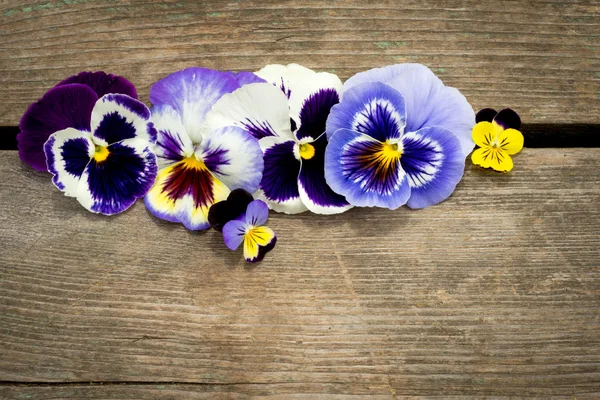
(382, 141, 402, 159)
(182, 155, 206, 169)
(299, 143, 315, 160)
(93, 145, 110, 162)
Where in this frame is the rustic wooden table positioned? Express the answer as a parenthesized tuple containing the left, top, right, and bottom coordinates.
(1, 1, 599, 398)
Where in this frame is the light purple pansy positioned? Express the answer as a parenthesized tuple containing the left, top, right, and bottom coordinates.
(44, 94, 157, 215)
(144, 68, 265, 230)
(18, 71, 137, 172)
(324, 64, 474, 209)
(203, 63, 352, 215)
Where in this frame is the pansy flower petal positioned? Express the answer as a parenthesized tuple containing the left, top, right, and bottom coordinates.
(203, 83, 294, 140)
(197, 126, 264, 193)
(287, 71, 342, 140)
(18, 84, 98, 171)
(150, 68, 239, 144)
(258, 138, 307, 214)
(243, 226, 277, 263)
(222, 219, 247, 251)
(255, 63, 315, 99)
(472, 121, 495, 148)
(298, 135, 352, 214)
(57, 71, 137, 99)
(76, 138, 157, 215)
(343, 64, 418, 91)
(292, 84, 341, 141)
(152, 105, 195, 168)
(401, 126, 465, 209)
(226, 71, 266, 86)
(471, 147, 514, 172)
(475, 108, 498, 124)
(90, 94, 156, 146)
(326, 82, 407, 142)
(208, 189, 254, 232)
(493, 108, 521, 131)
(498, 128, 524, 155)
(325, 129, 411, 210)
(144, 157, 230, 230)
(245, 199, 269, 226)
(384, 64, 475, 157)
(44, 128, 94, 196)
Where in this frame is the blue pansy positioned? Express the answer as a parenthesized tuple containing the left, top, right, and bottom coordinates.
(324, 64, 475, 209)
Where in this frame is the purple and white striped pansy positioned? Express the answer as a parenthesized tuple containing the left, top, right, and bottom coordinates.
(324, 64, 475, 209)
(203, 63, 352, 215)
(144, 68, 264, 230)
(43, 94, 158, 215)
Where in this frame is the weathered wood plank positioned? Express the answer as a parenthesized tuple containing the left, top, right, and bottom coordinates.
(0, 149, 599, 397)
(1, 0, 599, 126)
(1, 383, 398, 399)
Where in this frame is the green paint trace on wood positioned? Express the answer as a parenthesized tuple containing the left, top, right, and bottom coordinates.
(374, 41, 408, 49)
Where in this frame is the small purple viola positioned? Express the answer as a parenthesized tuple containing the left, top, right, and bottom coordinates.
(18, 71, 138, 172)
(44, 94, 157, 215)
(324, 64, 475, 209)
(208, 189, 277, 263)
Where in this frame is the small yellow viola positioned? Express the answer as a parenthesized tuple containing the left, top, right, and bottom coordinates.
(471, 108, 524, 172)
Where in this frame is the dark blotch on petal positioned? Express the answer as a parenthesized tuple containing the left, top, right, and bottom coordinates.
(260, 141, 301, 203)
(299, 136, 349, 208)
(86, 142, 156, 215)
(18, 84, 98, 171)
(242, 118, 278, 139)
(494, 108, 521, 130)
(295, 88, 339, 141)
(160, 162, 215, 209)
(475, 108, 498, 124)
(58, 71, 137, 99)
(208, 189, 254, 232)
(249, 235, 277, 263)
(94, 111, 137, 145)
(61, 137, 92, 178)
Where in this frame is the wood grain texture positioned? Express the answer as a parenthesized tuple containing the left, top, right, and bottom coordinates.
(1, 149, 599, 398)
(1, 0, 599, 127)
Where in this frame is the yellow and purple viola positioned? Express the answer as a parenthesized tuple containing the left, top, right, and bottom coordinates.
(324, 64, 475, 209)
(208, 189, 277, 263)
(18, 71, 138, 172)
(144, 68, 265, 230)
(43, 94, 158, 214)
(471, 108, 524, 172)
(203, 63, 352, 215)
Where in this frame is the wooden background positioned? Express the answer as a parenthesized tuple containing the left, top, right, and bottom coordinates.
(1, 1, 599, 398)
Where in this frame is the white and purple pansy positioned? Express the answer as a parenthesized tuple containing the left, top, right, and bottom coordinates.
(324, 64, 475, 209)
(43, 94, 158, 214)
(18, 71, 138, 172)
(203, 63, 352, 215)
(144, 68, 264, 230)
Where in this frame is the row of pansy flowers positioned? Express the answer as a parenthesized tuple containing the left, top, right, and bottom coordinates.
(17, 64, 524, 261)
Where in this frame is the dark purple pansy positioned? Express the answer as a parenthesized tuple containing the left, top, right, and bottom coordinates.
(476, 108, 521, 131)
(18, 71, 138, 171)
(208, 189, 254, 232)
(58, 71, 137, 99)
